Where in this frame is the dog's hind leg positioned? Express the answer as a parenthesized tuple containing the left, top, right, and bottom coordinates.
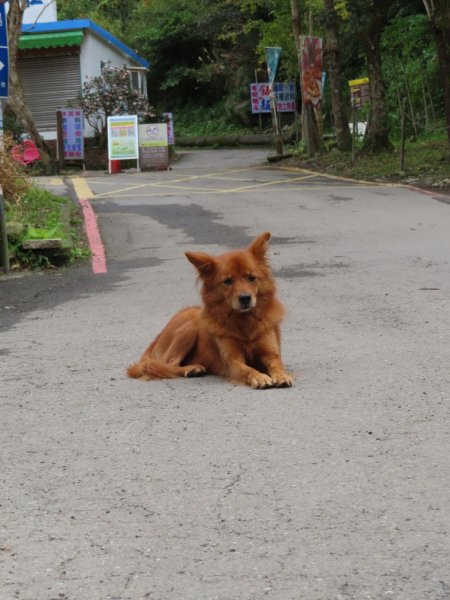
(161, 320, 206, 377)
(128, 318, 205, 380)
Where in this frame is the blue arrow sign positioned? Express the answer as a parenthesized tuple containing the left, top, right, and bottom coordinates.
(0, 46, 9, 97)
(0, 2, 8, 98)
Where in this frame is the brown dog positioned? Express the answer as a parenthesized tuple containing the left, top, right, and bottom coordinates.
(127, 232, 293, 388)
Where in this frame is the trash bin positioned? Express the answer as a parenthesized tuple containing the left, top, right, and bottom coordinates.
(110, 160, 121, 173)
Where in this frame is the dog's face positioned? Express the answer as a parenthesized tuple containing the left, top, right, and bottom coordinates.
(185, 232, 275, 313)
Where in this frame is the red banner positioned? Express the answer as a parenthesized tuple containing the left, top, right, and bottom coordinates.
(300, 36, 323, 106)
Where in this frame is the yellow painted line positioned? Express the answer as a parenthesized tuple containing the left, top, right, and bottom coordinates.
(50, 177, 64, 185)
(91, 166, 264, 198)
(226, 173, 317, 193)
(89, 184, 380, 199)
(277, 165, 394, 186)
(94, 183, 150, 198)
(71, 176, 95, 199)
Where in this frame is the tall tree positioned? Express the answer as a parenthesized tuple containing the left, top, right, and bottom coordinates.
(7, 0, 54, 172)
(346, 0, 394, 153)
(422, 0, 450, 147)
(323, 0, 352, 151)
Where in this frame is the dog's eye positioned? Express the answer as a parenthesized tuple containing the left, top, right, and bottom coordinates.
(223, 277, 233, 285)
(248, 274, 257, 282)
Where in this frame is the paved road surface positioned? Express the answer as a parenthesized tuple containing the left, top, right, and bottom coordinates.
(1, 149, 450, 599)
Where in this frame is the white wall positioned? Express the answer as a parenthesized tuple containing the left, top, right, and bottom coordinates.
(80, 33, 145, 138)
(80, 33, 137, 81)
(6, 0, 57, 25)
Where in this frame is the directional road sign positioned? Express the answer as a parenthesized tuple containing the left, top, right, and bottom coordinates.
(0, 2, 9, 98)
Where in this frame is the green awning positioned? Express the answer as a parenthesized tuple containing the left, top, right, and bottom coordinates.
(19, 31, 84, 50)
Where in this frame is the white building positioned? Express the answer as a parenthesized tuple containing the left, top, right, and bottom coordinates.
(18, 18, 149, 140)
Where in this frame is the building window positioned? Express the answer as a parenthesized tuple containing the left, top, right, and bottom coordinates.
(130, 70, 140, 92)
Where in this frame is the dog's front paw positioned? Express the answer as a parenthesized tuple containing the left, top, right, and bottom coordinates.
(270, 372, 294, 388)
(249, 373, 274, 389)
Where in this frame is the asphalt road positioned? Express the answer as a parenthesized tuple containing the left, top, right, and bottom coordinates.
(1, 148, 450, 600)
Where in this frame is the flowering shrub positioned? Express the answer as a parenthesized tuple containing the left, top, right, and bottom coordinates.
(76, 63, 153, 146)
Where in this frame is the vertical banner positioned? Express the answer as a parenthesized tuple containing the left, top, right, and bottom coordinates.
(265, 47, 282, 86)
(107, 115, 139, 161)
(163, 112, 175, 145)
(300, 36, 323, 105)
(59, 109, 84, 160)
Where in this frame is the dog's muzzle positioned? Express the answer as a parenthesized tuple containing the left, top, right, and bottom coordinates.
(238, 293, 253, 310)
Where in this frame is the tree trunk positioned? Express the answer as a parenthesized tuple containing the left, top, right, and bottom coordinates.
(6, 0, 55, 173)
(422, 0, 450, 147)
(290, 0, 321, 156)
(323, 0, 352, 151)
(363, 1, 393, 153)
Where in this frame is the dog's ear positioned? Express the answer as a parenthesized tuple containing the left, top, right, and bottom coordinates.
(248, 232, 271, 261)
(185, 251, 216, 277)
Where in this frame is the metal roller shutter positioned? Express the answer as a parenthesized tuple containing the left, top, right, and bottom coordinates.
(19, 54, 81, 130)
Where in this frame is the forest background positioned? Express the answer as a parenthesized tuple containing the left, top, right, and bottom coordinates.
(55, 1, 449, 160)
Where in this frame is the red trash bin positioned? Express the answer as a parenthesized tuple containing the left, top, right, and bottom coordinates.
(110, 160, 121, 173)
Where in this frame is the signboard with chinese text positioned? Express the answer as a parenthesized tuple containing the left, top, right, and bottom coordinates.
(138, 123, 169, 170)
(107, 115, 139, 161)
(300, 36, 323, 105)
(59, 109, 84, 160)
(250, 82, 296, 114)
(349, 77, 370, 109)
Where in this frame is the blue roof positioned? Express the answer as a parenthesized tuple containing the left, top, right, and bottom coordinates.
(21, 19, 149, 69)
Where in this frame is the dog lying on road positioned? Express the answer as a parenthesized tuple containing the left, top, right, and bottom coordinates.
(127, 232, 293, 389)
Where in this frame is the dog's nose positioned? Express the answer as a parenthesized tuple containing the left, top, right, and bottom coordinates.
(239, 293, 252, 307)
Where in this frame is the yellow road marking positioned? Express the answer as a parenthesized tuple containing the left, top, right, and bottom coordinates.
(89, 184, 382, 200)
(80, 164, 394, 201)
(277, 165, 393, 186)
(71, 176, 94, 199)
(226, 173, 317, 193)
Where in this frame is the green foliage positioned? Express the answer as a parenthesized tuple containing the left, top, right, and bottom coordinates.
(56, 0, 138, 39)
(290, 136, 449, 181)
(6, 186, 89, 270)
(173, 101, 258, 137)
(381, 13, 443, 139)
(127, 0, 266, 110)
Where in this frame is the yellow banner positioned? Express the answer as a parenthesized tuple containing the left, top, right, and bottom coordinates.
(349, 77, 369, 87)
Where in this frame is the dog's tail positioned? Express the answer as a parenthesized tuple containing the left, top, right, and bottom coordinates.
(127, 362, 146, 379)
(127, 358, 186, 380)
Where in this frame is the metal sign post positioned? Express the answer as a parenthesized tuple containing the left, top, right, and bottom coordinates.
(0, 188, 9, 273)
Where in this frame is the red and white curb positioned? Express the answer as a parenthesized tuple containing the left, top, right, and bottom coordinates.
(72, 177, 107, 274)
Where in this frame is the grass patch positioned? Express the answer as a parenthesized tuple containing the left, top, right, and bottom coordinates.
(285, 136, 450, 188)
(5, 185, 90, 270)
